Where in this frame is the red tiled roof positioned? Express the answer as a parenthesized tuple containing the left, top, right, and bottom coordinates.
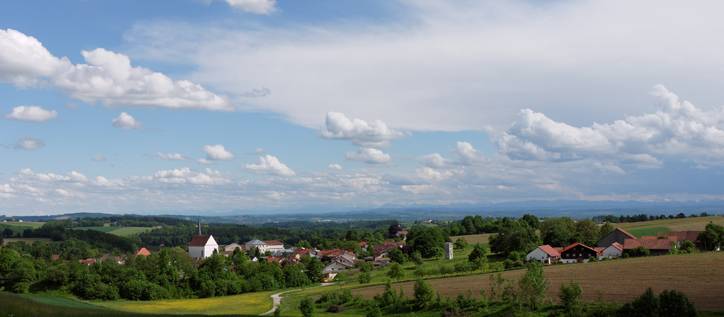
(373, 241, 403, 256)
(317, 249, 344, 257)
(189, 235, 212, 247)
(264, 240, 284, 246)
(623, 237, 674, 250)
(669, 231, 702, 242)
(79, 258, 96, 265)
(609, 242, 623, 251)
(136, 247, 151, 256)
(538, 245, 560, 257)
(561, 242, 597, 254)
(293, 248, 311, 255)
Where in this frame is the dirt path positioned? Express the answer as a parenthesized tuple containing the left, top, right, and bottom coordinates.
(260, 283, 337, 316)
(260, 290, 288, 316)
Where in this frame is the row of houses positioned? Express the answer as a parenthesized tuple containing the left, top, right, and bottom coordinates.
(75, 247, 151, 266)
(526, 227, 704, 264)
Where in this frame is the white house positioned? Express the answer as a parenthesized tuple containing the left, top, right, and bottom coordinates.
(323, 261, 350, 274)
(599, 242, 623, 259)
(188, 234, 219, 259)
(525, 245, 561, 264)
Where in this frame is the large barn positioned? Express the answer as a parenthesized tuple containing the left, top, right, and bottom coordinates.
(597, 228, 637, 248)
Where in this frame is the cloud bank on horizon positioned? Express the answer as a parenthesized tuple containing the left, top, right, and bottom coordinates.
(3, 0, 724, 215)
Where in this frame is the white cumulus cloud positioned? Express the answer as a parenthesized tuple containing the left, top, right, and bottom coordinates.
(157, 152, 186, 161)
(498, 85, 724, 167)
(346, 147, 391, 164)
(6, 105, 57, 122)
(321, 112, 403, 147)
(328, 163, 342, 170)
(224, 0, 276, 14)
(456, 141, 479, 164)
(246, 155, 295, 176)
(152, 167, 227, 185)
(203, 144, 234, 161)
(0, 29, 230, 111)
(14, 137, 44, 150)
(112, 112, 141, 129)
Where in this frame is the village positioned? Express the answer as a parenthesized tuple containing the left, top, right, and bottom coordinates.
(69, 222, 411, 284)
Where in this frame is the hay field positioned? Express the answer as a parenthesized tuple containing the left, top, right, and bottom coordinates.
(617, 216, 724, 232)
(96, 291, 274, 315)
(450, 233, 493, 245)
(352, 252, 724, 311)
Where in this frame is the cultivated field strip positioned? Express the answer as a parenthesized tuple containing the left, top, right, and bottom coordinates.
(352, 252, 724, 311)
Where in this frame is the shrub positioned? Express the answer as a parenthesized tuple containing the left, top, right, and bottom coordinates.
(438, 264, 454, 275)
(299, 297, 314, 317)
(454, 262, 470, 273)
(358, 272, 371, 284)
(387, 263, 404, 280)
(413, 278, 434, 309)
(518, 262, 547, 310)
(658, 290, 696, 317)
(559, 282, 582, 316)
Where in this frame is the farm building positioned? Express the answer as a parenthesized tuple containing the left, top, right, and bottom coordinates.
(244, 239, 285, 254)
(623, 236, 676, 255)
(560, 242, 601, 263)
(223, 243, 243, 255)
(597, 227, 637, 247)
(526, 245, 561, 264)
(373, 241, 404, 257)
(600, 242, 623, 259)
(188, 235, 219, 259)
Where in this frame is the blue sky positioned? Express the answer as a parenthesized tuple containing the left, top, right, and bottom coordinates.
(3, 1, 724, 215)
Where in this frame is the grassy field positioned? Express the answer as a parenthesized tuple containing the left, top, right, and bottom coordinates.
(1, 292, 253, 317)
(352, 252, 724, 311)
(617, 216, 724, 233)
(96, 291, 274, 315)
(450, 233, 492, 245)
(626, 226, 671, 237)
(0, 221, 46, 234)
(73, 226, 154, 237)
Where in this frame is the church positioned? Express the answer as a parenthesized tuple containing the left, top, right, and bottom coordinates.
(188, 220, 219, 259)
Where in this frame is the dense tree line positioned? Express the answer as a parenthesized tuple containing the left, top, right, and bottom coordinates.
(0, 242, 324, 301)
(138, 222, 389, 250)
(593, 212, 711, 224)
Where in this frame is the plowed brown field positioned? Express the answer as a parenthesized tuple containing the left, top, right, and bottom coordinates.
(352, 252, 724, 311)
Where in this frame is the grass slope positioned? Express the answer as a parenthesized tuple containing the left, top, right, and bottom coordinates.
(73, 226, 154, 237)
(96, 291, 274, 315)
(617, 216, 724, 233)
(352, 252, 724, 311)
(450, 233, 492, 245)
(1, 292, 251, 317)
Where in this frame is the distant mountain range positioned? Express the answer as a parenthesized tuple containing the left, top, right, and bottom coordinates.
(3, 199, 724, 224)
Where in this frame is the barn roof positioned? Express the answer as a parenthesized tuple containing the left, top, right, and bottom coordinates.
(189, 235, 212, 247)
(609, 242, 623, 251)
(614, 228, 637, 240)
(623, 237, 674, 250)
(669, 231, 702, 242)
(561, 242, 598, 254)
(538, 245, 560, 257)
